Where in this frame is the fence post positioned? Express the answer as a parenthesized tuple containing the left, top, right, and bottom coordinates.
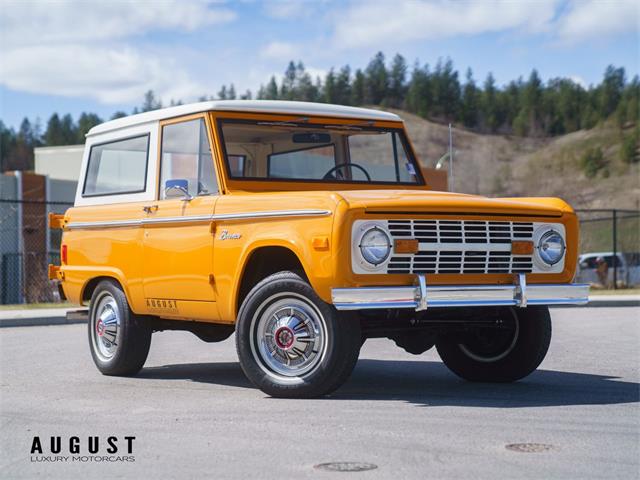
(612, 209, 617, 290)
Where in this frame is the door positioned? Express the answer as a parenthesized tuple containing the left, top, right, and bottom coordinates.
(142, 116, 218, 304)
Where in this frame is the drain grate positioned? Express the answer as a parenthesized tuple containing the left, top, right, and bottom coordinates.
(506, 443, 554, 453)
(314, 462, 378, 472)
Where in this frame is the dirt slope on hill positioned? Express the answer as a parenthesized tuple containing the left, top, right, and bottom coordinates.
(389, 109, 639, 210)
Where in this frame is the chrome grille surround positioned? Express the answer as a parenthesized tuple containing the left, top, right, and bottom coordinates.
(351, 219, 566, 275)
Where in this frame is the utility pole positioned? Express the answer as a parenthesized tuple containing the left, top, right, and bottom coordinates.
(612, 209, 617, 290)
(448, 123, 454, 192)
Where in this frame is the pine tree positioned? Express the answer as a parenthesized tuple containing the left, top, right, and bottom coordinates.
(324, 69, 337, 104)
(599, 65, 625, 118)
(406, 62, 431, 118)
(141, 90, 162, 112)
(264, 76, 279, 100)
(60, 114, 76, 144)
(351, 69, 365, 106)
(460, 68, 480, 128)
(523, 69, 544, 135)
(77, 113, 102, 142)
(45, 114, 64, 146)
(335, 66, 351, 105)
(281, 61, 297, 99)
(481, 73, 502, 133)
(364, 51, 388, 105)
(388, 54, 408, 108)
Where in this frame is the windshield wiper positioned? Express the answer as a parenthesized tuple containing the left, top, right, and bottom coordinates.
(323, 125, 363, 131)
(257, 116, 310, 128)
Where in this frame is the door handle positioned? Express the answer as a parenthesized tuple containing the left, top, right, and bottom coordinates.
(143, 205, 158, 214)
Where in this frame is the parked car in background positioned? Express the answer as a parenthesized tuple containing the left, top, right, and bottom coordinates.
(576, 252, 640, 287)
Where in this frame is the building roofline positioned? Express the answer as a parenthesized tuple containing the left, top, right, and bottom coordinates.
(34, 145, 85, 152)
(87, 100, 402, 137)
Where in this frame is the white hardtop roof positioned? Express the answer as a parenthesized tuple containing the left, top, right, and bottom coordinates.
(87, 100, 402, 137)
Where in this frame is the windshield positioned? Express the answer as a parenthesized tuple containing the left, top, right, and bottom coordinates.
(218, 119, 422, 185)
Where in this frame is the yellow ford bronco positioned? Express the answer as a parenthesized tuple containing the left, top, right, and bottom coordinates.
(50, 100, 588, 398)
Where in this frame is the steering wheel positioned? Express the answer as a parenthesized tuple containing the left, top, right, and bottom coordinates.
(323, 162, 371, 181)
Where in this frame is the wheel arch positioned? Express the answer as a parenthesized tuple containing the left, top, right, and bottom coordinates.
(234, 245, 309, 317)
(81, 274, 130, 306)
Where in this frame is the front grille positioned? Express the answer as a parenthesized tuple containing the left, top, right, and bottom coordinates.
(386, 219, 534, 275)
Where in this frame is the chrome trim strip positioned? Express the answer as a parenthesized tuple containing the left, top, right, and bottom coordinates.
(65, 209, 331, 230)
(332, 283, 589, 310)
(212, 209, 331, 221)
(144, 215, 212, 226)
(65, 219, 141, 229)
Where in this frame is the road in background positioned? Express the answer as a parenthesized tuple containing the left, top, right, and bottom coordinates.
(1, 307, 638, 479)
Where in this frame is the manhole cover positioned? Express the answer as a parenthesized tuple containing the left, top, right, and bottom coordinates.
(505, 443, 554, 453)
(314, 462, 378, 472)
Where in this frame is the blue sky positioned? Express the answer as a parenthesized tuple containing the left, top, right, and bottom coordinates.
(1, 0, 638, 130)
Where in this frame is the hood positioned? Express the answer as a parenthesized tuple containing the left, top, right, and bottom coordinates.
(335, 189, 573, 218)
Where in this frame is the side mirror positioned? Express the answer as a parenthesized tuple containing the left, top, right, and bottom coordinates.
(164, 179, 193, 200)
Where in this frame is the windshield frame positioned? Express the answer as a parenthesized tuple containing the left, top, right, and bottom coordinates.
(214, 116, 426, 188)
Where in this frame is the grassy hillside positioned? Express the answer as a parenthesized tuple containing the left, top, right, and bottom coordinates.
(388, 109, 639, 210)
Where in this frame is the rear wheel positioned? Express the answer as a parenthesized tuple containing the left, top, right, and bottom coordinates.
(236, 271, 361, 398)
(436, 306, 551, 382)
(88, 280, 152, 376)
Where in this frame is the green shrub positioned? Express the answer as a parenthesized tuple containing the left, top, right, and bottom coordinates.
(580, 147, 606, 178)
(620, 131, 639, 164)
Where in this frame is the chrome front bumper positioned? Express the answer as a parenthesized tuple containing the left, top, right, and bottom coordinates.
(331, 274, 589, 311)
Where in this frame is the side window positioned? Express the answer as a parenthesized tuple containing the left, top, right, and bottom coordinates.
(83, 135, 149, 196)
(228, 154, 246, 176)
(160, 118, 217, 199)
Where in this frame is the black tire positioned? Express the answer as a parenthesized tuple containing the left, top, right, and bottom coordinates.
(88, 280, 152, 376)
(436, 306, 551, 382)
(236, 271, 361, 398)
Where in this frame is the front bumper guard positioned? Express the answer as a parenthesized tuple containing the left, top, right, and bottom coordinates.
(331, 274, 589, 311)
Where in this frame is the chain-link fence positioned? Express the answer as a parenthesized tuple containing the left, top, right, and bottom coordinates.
(575, 209, 640, 289)
(0, 198, 72, 304)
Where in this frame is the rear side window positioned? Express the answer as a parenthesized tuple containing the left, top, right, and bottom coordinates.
(83, 135, 149, 196)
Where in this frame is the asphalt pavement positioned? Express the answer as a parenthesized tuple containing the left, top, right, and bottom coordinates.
(1, 307, 638, 479)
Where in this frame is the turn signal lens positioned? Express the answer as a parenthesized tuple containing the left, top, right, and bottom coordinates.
(61, 244, 68, 264)
(511, 241, 534, 255)
(394, 239, 419, 254)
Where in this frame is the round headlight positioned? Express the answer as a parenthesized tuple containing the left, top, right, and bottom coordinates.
(359, 227, 391, 266)
(537, 230, 565, 265)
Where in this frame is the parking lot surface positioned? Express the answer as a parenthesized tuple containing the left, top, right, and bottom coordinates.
(1, 307, 638, 479)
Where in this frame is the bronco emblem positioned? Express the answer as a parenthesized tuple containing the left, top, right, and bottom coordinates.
(219, 230, 241, 240)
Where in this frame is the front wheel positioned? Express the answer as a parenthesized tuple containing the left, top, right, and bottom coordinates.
(236, 271, 361, 398)
(436, 306, 551, 382)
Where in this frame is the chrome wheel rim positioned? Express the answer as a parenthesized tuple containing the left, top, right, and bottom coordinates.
(91, 292, 120, 362)
(250, 293, 327, 379)
(458, 309, 520, 363)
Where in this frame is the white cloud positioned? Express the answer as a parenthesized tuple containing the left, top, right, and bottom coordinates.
(569, 75, 588, 88)
(263, 1, 316, 20)
(0, 0, 235, 104)
(0, 0, 236, 48)
(555, 0, 639, 44)
(2, 45, 207, 104)
(332, 0, 559, 49)
(260, 41, 299, 60)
